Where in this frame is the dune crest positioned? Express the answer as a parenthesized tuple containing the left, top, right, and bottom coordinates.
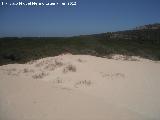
(0, 54, 160, 120)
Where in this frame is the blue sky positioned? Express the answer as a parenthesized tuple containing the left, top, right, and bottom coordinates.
(0, 0, 160, 37)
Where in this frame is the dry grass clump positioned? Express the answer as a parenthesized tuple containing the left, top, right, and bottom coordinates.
(123, 55, 132, 60)
(44, 64, 56, 71)
(27, 60, 35, 65)
(54, 77, 63, 84)
(35, 59, 52, 67)
(55, 59, 63, 66)
(44, 59, 63, 71)
(115, 73, 125, 78)
(23, 68, 34, 73)
(77, 58, 83, 62)
(35, 61, 45, 67)
(23, 68, 28, 73)
(106, 54, 113, 59)
(63, 64, 76, 73)
(6, 68, 17, 75)
(32, 72, 48, 79)
(56, 79, 63, 84)
(75, 80, 92, 87)
(101, 72, 125, 79)
(8, 68, 16, 71)
(122, 55, 139, 61)
(77, 58, 86, 63)
(129, 56, 140, 61)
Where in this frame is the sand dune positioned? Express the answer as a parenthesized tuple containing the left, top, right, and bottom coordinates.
(0, 54, 160, 120)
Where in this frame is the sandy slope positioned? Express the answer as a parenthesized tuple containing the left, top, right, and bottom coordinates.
(0, 54, 160, 120)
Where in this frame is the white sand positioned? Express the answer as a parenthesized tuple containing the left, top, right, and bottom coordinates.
(0, 54, 160, 120)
